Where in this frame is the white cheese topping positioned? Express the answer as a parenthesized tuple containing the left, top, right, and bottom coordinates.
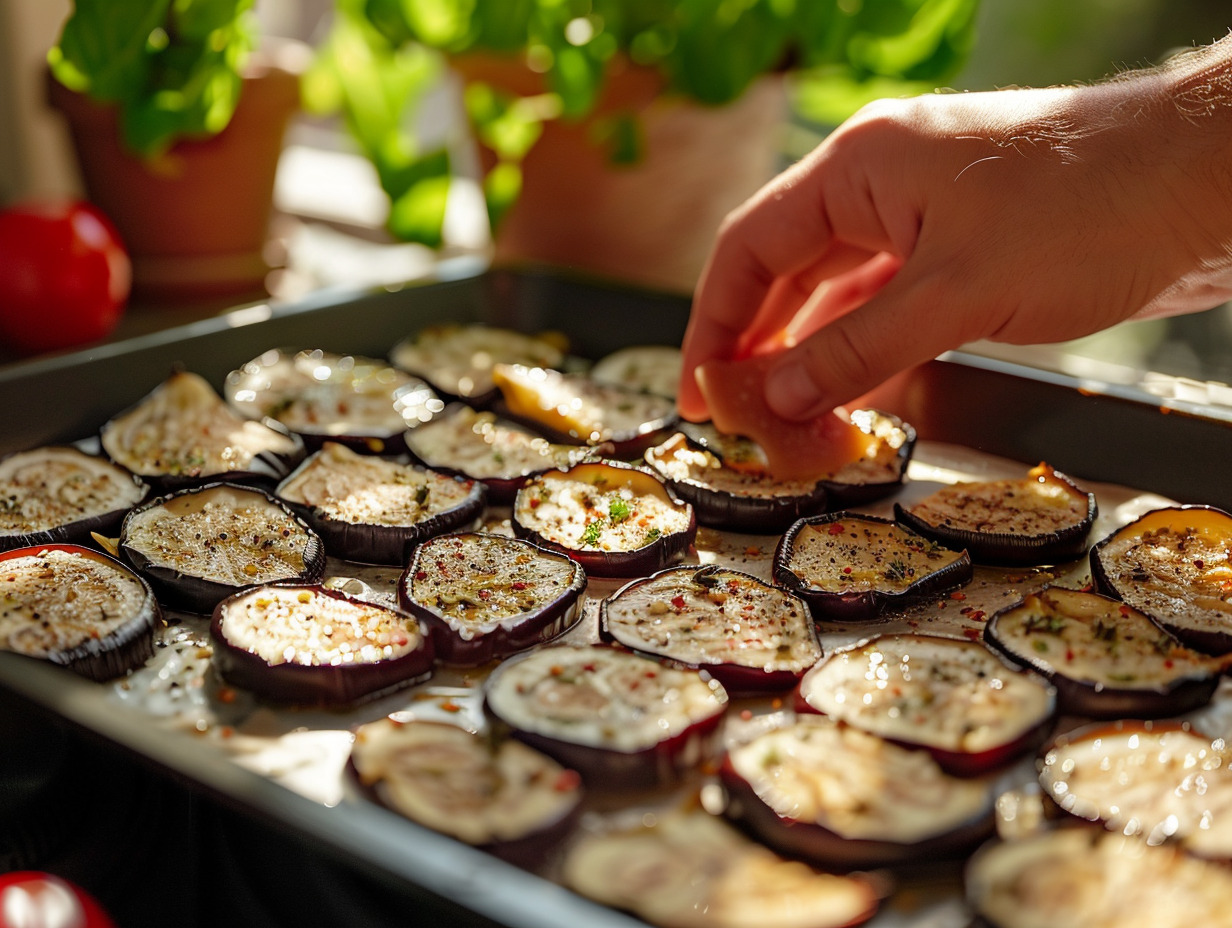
(589, 345, 683, 400)
(404, 406, 588, 480)
(783, 517, 964, 593)
(390, 324, 565, 399)
(906, 464, 1090, 537)
(0, 447, 145, 535)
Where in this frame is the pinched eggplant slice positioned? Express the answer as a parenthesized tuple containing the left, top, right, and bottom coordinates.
(1090, 505, 1232, 654)
(513, 461, 695, 578)
(349, 717, 582, 866)
(275, 442, 486, 565)
(774, 512, 972, 622)
(796, 634, 1055, 776)
(0, 446, 148, 552)
(986, 586, 1229, 719)
(600, 564, 821, 695)
(895, 463, 1096, 566)
(0, 544, 159, 681)
(399, 533, 585, 666)
(484, 643, 729, 790)
(120, 482, 325, 614)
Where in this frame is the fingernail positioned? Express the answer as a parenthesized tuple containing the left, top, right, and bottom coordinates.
(765, 360, 827, 420)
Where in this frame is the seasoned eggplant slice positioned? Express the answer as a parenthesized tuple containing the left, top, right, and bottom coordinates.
(349, 718, 582, 865)
(796, 635, 1055, 776)
(563, 810, 880, 928)
(0, 544, 159, 681)
(211, 583, 433, 705)
(600, 565, 821, 695)
(895, 463, 1096, 566)
(389, 324, 566, 406)
(774, 512, 972, 622)
(986, 586, 1229, 718)
(967, 826, 1232, 928)
(399, 533, 585, 666)
(120, 482, 325, 614)
(0, 446, 147, 552)
(403, 404, 591, 503)
(225, 348, 443, 454)
(1090, 505, 1232, 654)
(101, 370, 304, 488)
(275, 443, 486, 565)
(720, 715, 994, 870)
(588, 344, 682, 400)
(512, 461, 696, 578)
(1039, 720, 1232, 859)
(484, 644, 729, 790)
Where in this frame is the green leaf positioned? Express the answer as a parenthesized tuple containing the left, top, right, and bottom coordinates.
(388, 173, 452, 247)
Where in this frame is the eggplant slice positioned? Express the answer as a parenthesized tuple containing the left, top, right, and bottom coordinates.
(796, 634, 1055, 776)
(101, 369, 304, 489)
(773, 512, 973, 622)
(588, 344, 682, 400)
(600, 564, 821, 695)
(275, 442, 486, 565)
(120, 482, 326, 614)
(399, 532, 585, 666)
(484, 643, 729, 790)
(0, 544, 159, 680)
(0, 446, 148, 552)
(895, 463, 1096, 566)
(1090, 505, 1232, 654)
(720, 715, 995, 870)
(985, 586, 1229, 718)
(349, 717, 582, 866)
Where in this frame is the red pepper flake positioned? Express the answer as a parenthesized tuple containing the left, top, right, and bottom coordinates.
(770, 698, 783, 710)
(842, 566, 852, 574)
(1065, 649, 1075, 662)
(529, 497, 541, 508)
(414, 570, 428, 581)
(582, 663, 597, 673)
(478, 589, 491, 600)
(216, 686, 237, 704)
(962, 627, 982, 640)
(744, 546, 760, 557)
(219, 726, 235, 739)
(1119, 605, 1131, 617)
(511, 581, 528, 591)
(550, 664, 565, 676)
(439, 699, 463, 713)
(740, 709, 754, 721)
(1164, 659, 1174, 669)
(553, 769, 582, 792)
(671, 595, 686, 610)
(828, 522, 845, 535)
(970, 610, 986, 622)
(950, 592, 966, 601)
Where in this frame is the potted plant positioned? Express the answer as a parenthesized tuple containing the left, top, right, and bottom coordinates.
(305, 0, 981, 292)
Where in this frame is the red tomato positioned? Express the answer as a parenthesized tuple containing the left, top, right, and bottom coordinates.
(0, 201, 131, 356)
(0, 872, 116, 928)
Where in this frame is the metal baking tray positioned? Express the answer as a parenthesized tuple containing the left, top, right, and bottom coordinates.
(3, 265, 1231, 927)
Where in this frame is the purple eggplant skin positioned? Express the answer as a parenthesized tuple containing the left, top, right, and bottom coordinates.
(210, 582, 434, 706)
(118, 482, 326, 615)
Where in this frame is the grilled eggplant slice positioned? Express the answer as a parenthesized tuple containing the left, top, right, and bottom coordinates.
(399, 533, 585, 666)
(774, 512, 972, 622)
(720, 715, 994, 870)
(211, 582, 433, 705)
(985, 586, 1228, 718)
(101, 370, 304, 488)
(588, 344, 682, 400)
(513, 461, 695, 578)
(349, 718, 582, 865)
(0, 544, 159, 680)
(0, 446, 147, 552)
(120, 482, 325, 614)
(275, 442, 486, 565)
(796, 634, 1055, 776)
(225, 348, 443, 454)
(1090, 505, 1232, 654)
(895, 463, 1096, 566)
(484, 643, 729, 790)
(403, 404, 591, 504)
(600, 565, 821, 695)
(563, 809, 880, 928)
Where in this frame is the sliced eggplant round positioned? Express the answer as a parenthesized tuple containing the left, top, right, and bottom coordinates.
(389, 323, 567, 407)
(398, 532, 585, 666)
(562, 810, 881, 928)
(275, 442, 486, 565)
(0, 446, 148, 552)
(797, 634, 1054, 776)
(512, 461, 696, 578)
(211, 582, 433, 705)
(0, 544, 159, 680)
(119, 482, 326, 614)
(484, 643, 729, 790)
(895, 463, 1096, 566)
(720, 715, 995, 870)
(224, 348, 444, 454)
(1089, 505, 1232, 654)
(985, 586, 1228, 718)
(600, 564, 822, 695)
(101, 369, 305, 489)
(773, 512, 973, 623)
(967, 826, 1232, 928)
(403, 404, 591, 504)
(588, 344, 682, 400)
(1038, 720, 1232, 859)
(349, 717, 582, 865)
